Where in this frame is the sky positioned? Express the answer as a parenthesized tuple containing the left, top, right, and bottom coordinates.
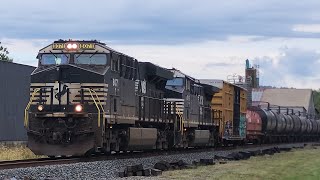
(1, 0, 320, 89)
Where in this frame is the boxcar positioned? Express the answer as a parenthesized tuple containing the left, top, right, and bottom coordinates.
(200, 79, 247, 144)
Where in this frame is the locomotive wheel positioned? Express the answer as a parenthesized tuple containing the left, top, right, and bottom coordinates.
(84, 148, 95, 157)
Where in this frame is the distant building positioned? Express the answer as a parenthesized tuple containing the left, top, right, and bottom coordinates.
(253, 88, 315, 118)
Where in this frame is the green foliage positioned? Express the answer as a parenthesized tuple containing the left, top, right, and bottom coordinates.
(313, 90, 320, 113)
(0, 41, 13, 62)
(162, 147, 320, 180)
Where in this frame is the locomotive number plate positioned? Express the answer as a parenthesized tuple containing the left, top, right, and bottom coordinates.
(52, 43, 65, 49)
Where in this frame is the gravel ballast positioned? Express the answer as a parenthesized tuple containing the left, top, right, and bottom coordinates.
(0, 143, 307, 180)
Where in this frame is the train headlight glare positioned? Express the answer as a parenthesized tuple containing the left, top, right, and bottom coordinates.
(37, 105, 44, 111)
(67, 43, 73, 49)
(75, 104, 83, 112)
(66, 43, 78, 50)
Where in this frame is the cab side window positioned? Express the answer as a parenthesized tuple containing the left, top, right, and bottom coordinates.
(119, 55, 137, 80)
(111, 53, 120, 72)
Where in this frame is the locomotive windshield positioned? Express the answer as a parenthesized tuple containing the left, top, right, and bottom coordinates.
(41, 54, 69, 65)
(166, 78, 184, 86)
(75, 54, 107, 65)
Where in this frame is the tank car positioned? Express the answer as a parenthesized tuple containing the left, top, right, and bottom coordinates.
(246, 105, 320, 143)
(25, 40, 219, 156)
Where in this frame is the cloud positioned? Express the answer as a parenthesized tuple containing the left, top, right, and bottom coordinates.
(253, 48, 320, 89)
(4, 36, 320, 90)
(205, 62, 235, 67)
(1, 0, 320, 43)
(293, 24, 320, 33)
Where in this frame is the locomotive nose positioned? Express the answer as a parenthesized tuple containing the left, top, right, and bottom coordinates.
(31, 64, 105, 83)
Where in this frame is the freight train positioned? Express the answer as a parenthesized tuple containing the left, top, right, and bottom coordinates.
(25, 40, 319, 156)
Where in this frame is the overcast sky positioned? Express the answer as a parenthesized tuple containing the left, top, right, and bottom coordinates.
(1, 0, 320, 89)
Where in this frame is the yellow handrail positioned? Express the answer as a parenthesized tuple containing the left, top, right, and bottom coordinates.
(175, 103, 184, 135)
(87, 88, 101, 128)
(24, 87, 105, 129)
(90, 89, 105, 127)
(24, 88, 40, 127)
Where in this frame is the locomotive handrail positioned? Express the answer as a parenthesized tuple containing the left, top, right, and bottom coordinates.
(175, 105, 184, 135)
(25, 88, 41, 127)
(87, 88, 102, 128)
(25, 87, 104, 128)
(90, 88, 106, 127)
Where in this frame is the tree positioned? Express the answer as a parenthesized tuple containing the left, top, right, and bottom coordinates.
(0, 42, 13, 62)
(313, 90, 320, 115)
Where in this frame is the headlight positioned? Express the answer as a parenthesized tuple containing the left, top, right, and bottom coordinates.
(37, 105, 44, 111)
(75, 104, 83, 112)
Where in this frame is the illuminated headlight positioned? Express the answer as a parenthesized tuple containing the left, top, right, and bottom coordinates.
(75, 104, 83, 112)
(72, 43, 78, 49)
(66, 43, 78, 50)
(67, 43, 73, 49)
(37, 105, 44, 111)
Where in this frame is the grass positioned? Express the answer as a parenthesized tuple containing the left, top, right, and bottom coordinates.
(0, 145, 45, 161)
(161, 147, 320, 180)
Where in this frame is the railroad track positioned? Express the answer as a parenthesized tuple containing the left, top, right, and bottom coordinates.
(0, 142, 314, 170)
(0, 157, 84, 170)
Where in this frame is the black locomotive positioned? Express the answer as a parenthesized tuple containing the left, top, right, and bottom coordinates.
(25, 40, 218, 156)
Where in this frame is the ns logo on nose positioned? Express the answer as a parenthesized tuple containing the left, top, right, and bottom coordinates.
(55, 84, 69, 100)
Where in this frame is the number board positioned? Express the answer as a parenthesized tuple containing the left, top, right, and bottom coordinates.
(52, 43, 96, 50)
(52, 43, 65, 50)
(79, 43, 95, 50)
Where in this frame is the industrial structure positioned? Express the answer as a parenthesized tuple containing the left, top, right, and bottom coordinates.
(0, 61, 35, 141)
